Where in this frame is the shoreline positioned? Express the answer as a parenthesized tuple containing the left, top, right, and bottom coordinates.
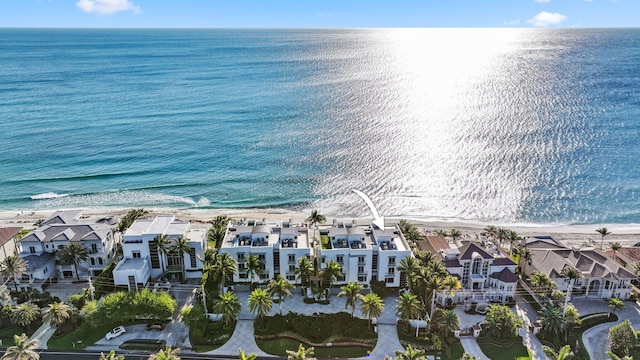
(3, 206, 640, 246)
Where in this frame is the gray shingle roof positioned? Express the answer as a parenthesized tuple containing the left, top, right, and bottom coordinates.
(489, 268, 518, 283)
(458, 242, 493, 260)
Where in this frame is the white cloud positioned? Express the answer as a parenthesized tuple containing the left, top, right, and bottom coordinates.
(503, 19, 521, 26)
(76, 0, 142, 15)
(535, 0, 550, 3)
(527, 11, 567, 27)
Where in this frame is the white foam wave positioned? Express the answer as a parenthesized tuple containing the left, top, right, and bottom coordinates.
(30, 192, 70, 200)
(28, 190, 198, 209)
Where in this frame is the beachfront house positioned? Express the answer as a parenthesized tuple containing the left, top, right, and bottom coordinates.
(15, 210, 118, 291)
(316, 220, 412, 288)
(0, 227, 22, 262)
(523, 239, 635, 299)
(112, 215, 205, 290)
(419, 235, 518, 305)
(220, 219, 313, 284)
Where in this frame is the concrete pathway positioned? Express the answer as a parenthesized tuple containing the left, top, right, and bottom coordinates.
(459, 337, 491, 360)
(29, 322, 56, 349)
(514, 297, 545, 360)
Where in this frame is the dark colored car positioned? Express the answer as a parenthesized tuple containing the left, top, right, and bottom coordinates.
(146, 322, 165, 331)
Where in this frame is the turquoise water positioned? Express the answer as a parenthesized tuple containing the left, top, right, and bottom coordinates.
(0, 28, 638, 225)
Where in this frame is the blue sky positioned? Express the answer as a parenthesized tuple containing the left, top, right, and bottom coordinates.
(1, 0, 638, 28)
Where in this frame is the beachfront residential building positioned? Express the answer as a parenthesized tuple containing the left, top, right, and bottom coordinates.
(523, 238, 635, 299)
(220, 219, 312, 284)
(316, 220, 412, 287)
(0, 227, 22, 262)
(15, 210, 118, 291)
(419, 235, 518, 305)
(112, 215, 205, 290)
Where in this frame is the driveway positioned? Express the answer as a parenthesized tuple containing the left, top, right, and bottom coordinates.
(578, 299, 640, 359)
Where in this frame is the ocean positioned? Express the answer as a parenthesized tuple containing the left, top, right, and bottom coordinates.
(0, 28, 638, 225)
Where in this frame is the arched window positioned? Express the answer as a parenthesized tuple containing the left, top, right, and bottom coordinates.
(472, 257, 482, 274)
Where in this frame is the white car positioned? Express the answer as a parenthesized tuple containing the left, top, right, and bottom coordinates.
(105, 326, 126, 340)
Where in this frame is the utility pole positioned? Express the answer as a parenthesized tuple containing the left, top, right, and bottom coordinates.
(88, 276, 95, 301)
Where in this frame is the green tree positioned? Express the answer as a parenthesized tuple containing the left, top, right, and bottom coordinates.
(530, 271, 556, 298)
(538, 305, 568, 341)
(210, 252, 237, 292)
(542, 345, 575, 360)
(360, 292, 384, 328)
(518, 247, 533, 275)
(286, 343, 316, 360)
(322, 260, 343, 293)
(42, 301, 71, 327)
(171, 237, 192, 282)
(610, 242, 622, 260)
(338, 281, 364, 317)
(608, 351, 633, 360)
(154, 234, 172, 279)
(0, 284, 11, 308)
(56, 242, 89, 281)
(397, 256, 421, 292)
(1, 333, 39, 360)
(596, 227, 612, 250)
(396, 291, 424, 330)
(247, 254, 263, 289)
(1, 255, 28, 291)
(148, 346, 180, 360)
(295, 256, 313, 287)
(609, 297, 626, 317)
(207, 215, 230, 247)
(458, 354, 479, 360)
(115, 209, 148, 234)
(505, 229, 523, 253)
(560, 266, 582, 316)
(238, 348, 257, 360)
(608, 320, 636, 357)
(306, 210, 326, 228)
(394, 344, 427, 360)
(431, 308, 460, 336)
(484, 304, 523, 339)
(248, 288, 272, 321)
(633, 262, 640, 276)
(211, 291, 241, 326)
(267, 275, 294, 315)
(11, 303, 40, 327)
(100, 350, 125, 360)
(449, 229, 461, 242)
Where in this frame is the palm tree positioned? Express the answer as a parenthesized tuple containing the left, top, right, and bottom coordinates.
(538, 305, 568, 341)
(211, 291, 241, 326)
(608, 297, 625, 317)
(154, 234, 172, 279)
(238, 348, 257, 360)
(610, 241, 622, 260)
(633, 262, 640, 276)
(211, 252, 237, 292)
(322, 260, 343, 294)
(560, 266, 582, 316)
(246, 254, 263, 289)
(295, 256, 313, 287)
(115, 209, 148, 234)
(459, 354, 479, 360)
(506, 230, 523, 253)
(608, 351, 634, 360)
(596, 227, 612, 250)
(518, 247, 532, 276)
(360, 292, 384, 329)
(337, 281, 364, 317)
(393, 344, 426, 360)
(171, 237, 192, 282)
(395, 292, 424, 331)
(286, 343, 316, 360)
(397, 256, 421, 292)
(542, 345, 575, 360)
(1, 333, 39, 360)
(430, 275, 460, 320)
(11, 303, 40, 327)
(148, 346, 180, 360)
(449, 229, 461, 242)
(42, 302, 71, 327)
(56, 242, 89, 281)
(530, 271, 556, 298)
(248, 288, 272, 321)
(207, 215, 230, 247)
(1, 256, 28, 291)
(306, 210, 326, 228)
(267, 275, 294, 314)
(432, 308, 460, 336)
(100, 351, 125, 360)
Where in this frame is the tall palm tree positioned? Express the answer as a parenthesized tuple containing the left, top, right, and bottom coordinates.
(0, 284, 11, 308)
(360, 292, 384, 329)
(395, 292, 424, 331)
(483, 225, 498, 241)
(337, 281, 364, 317)
(596, 227, 612, 250)
(393, 344, 426, 360)
(538, 305, 568, 341)
(286, 343, 316, 360)
(431, 308, 460, 336)
(519, 247, 533, 276)
(207, 215, 230, 247)
(42, 301, 71, 327)
(1, 333, 39, 360)
(306, 210, 326, 228)
(246, 254, 262, 289)
(171, 237, 192, 282)
(211, 291, 241, 326)
(211, 252, 237, 292)
(397, 256, 421, 292)
(1, 256, 28, 291)
(267, 275, 294, 315)
(100, 351, 125, 360)
(530, 271, 556, 298)
(322, 260, 343, 294)
(295, 257, 313, 287)
(248, 288, 272, 321)
(542, 345, 575, 360)
(148, 346, 180, 360)
(115, 209, 148, 234)
(238, 348, 257, 360)
(56, 242, 89, 281)
(560, 266, 582, 316)
(608, 297, 625, 316)
(154, 234, 172, 279)
(449, 229, 461, 242)
(430, 275, 460, 320)
(608, 351, 634, 360)
(11, 303, 40, 327)
(506, 230, 523, 253)
(610, 242, 622, 260)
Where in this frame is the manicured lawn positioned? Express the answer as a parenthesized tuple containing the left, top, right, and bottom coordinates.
(256, 338, 370, 358)
(191, 320, 236, 353)
(120, 339, 166, 351)
(48, 322, 120, 350)
(0, 326, 24, 348)
(448, 343, 465, 360)
(478, 340, 531, 360)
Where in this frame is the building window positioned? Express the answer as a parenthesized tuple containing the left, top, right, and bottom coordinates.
(472, 258, 482, 274)
(358, 276, 367, 282)
(287, 275, 296, 281)
(337, 255, 344, 264)
(358, 256, 365, 263)
(29, 246, 36, 254)
(58, 245, 65, 250)
(260, 273, 269, 279)
(239, 273, 248, 279)
(389, 257, 396, 266)
(22, 274, 30, 281)
(358, 266, 365, 274)
(44, 267, 48, 274)
(258, 254, 266, 261)
(386, 277, 394, 284)
(388, 267, 395, 274)
(289, 265, 296, 273)
(90, 258, 95, 266)
(98, 258, 103, 265)
(91, 243, 98, 253)
(132, 251, 141, 258)
(288, 254, 295, 263)
(321, 257, 326, 263)
(238, 263, 246, 271)
(237, 253, 245, 261)
(189, 248, 197, 268)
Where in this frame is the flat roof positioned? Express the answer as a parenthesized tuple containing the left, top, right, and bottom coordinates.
(115, 257, 146, 271)
(148, 215, 176, 234)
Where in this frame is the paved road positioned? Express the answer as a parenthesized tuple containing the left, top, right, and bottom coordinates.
(459, 337, 491, 360)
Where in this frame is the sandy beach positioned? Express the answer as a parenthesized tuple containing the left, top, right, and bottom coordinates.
(3, 206, 640, 249)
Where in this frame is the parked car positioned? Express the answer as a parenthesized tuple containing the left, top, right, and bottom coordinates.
(105, 325, 126, 340)
(146, 322, 165, 331)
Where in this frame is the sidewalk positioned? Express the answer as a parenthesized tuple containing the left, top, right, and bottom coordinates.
(29, 322, 56, 350)
(514, 295, 545, 360)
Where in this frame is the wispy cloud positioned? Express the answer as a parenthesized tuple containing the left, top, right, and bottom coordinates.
(535, 0, 551, 3)
(527, 11, 567, 27)
(503, 19, 521, 26)
(76, 0, 142, 15)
